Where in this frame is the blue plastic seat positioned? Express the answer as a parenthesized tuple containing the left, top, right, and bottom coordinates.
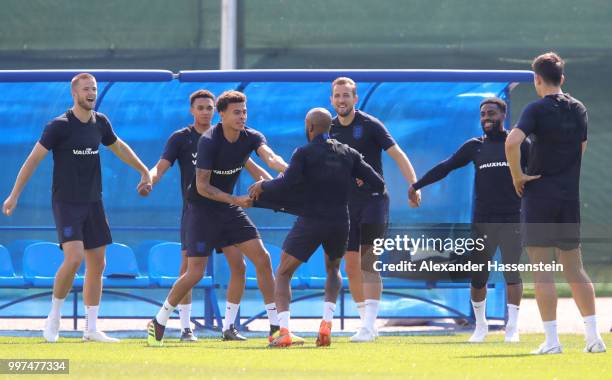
(22, 242, 84, 288)
(0, 245, 26, 287)
(133, 239, 167, 274)
(103, 243, 149, 288)
(148, 242, 212, 288)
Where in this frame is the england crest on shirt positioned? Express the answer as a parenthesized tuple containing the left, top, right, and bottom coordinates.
(352, 125, 363, 139)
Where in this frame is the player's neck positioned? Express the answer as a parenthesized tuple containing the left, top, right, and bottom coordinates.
(221, 123, 240, 143)
(337, 109, 356, 127)
(539, 86, 563, 97)
(71, 106, 93, 123)
(193, 122, 210, 134)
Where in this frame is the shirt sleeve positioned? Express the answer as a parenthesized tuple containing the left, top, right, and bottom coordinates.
(578, 104, 588, 142)
(412, 139, 477, 190)
(38, 120, 66, 150)
(161, 131, 182, 165)
(99, 114, 118, 146)
(516, 102, 538, 137)
(196, 136, 215, 170)
(351, 149, 385, 193)
(262, 148, 305, 193)
(250, 129, 268, 154)
(370, 117, 396, 151)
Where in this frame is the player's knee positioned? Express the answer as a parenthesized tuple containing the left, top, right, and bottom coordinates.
(85, 259, 106, 276)
(230, 259, 246, 278)
(185, 270, 204, 284)
(344, 260, 361, 279)
(63, 255, 83, 272)
(252, 251, 273, 271)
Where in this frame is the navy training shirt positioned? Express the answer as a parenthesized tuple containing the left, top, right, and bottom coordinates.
(259, 134, 385, 221)
(331, 110, 395, 200)
(161, 125, 201, 202)
(412, 131, 530, 216)
(516, 94, 587, 200)
(187, 123, 266, 208)
(39, 110, 117, 202)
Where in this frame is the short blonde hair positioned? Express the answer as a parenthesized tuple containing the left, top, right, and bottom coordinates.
(332, 77, 357, 96)
(71, 73, 96, 90)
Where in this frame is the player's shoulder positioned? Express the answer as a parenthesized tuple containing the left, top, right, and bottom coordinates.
(170, 126, 192, 138)
(356, 110, 385, 127)
(565, 94, 587, 113)
(48, 112, 70, 127)
(93, 111, 111, 125)
(464, 136, 484, 147)
(244, 126, 266, 142)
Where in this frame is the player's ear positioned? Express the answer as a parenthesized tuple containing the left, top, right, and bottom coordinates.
(560, 74, 565, 86)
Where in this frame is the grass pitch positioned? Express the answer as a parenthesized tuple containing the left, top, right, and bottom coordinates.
(0, 334, 609, 379)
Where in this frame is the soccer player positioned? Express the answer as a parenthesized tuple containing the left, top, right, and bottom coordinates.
(506, 52, 606, 354)
(329, 77, 421, 342)
(149, 90, 271, 341)
(2, 73, 152, 343)
(410, 97, 529, 343)
(250, 108, 385, 347)
(147, 90, 287, 346)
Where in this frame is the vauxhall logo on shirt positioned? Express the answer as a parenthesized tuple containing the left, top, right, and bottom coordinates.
(72, 147, 99, 156)
(213, 166, 243, 175)
(192, 153, 197, 166)
(479, 161, 509, 170)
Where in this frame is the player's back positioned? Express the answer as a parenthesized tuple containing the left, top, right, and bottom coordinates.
(296, 136, 383, 220)
(519, 94, 587, 199)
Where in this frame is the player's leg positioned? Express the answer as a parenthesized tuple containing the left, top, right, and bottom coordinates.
(82, 245, 118, 342)
(352, 195, 389, 342)
(177, 205, 196, 341)
(344, 203, 366, 319)
(235, 238, 277, 323)
(317, 252, 343, 347)
(45, 240, 85, 342)
(270, 217, 321, 347)
(468, 221, 497, 343)
(221, 245, 247, 340)
(498, 217, 523, 343)
(527, 246, 561, 354)
(79, 200, 116, 342)
(148, 256, 208, 346)
(177, 249, 197, 341)
(557, 247, 605, 352)
(225, 208, 279, 331)
(269, 252, 302, 348)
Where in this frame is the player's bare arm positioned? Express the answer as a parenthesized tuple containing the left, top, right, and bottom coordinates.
(256, 144, 287, 173)
(107, 138, 152, 195)
(195, 168, 251, 208)
(386, 144, 421, 207)
(149, 159, 172, 185)
(2, 142, 49, 216)
(505, 128, 540, 197)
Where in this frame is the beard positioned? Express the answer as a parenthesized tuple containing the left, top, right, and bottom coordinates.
(481, 119, 504, 138)
(78, 97, 95, 111)
(335, 104, 353, 118)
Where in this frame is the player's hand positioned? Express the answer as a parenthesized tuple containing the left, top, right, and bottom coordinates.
(248, 178, 265, 200)
(355, 178, 364, 187)
(2, 195, 17, 216)
(512, 173, 541, 197)
(232, 195, 253, 208)
(137, 172, 153, 197)
(408, 185, 421, 208)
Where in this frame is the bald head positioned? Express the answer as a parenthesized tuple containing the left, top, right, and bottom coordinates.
(305, 108, 333, 142)
(306, 107, 332, 131)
